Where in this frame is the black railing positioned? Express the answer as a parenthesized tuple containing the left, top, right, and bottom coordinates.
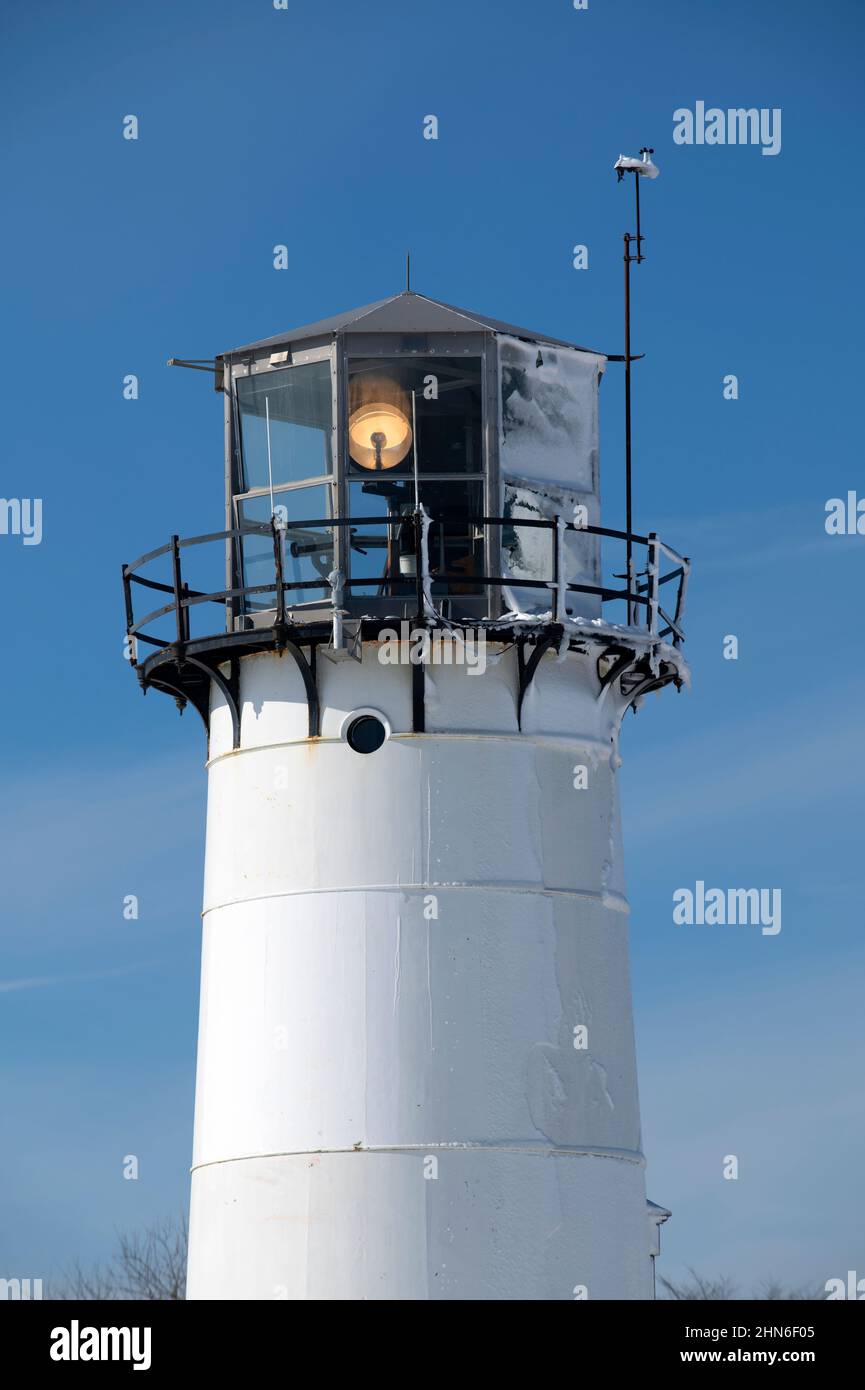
(122, 513, 689, 660)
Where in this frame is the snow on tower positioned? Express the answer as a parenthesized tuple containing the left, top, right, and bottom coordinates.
(123, 290, 689, 1300)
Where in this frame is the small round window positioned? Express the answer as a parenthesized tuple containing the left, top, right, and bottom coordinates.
(346, 714, 387, 755)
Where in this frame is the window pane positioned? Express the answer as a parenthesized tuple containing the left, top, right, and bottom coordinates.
(423, 479, 485, 596)
(347, 478, 484, 597)
(347, 357, 482, 477)
(237, 485, 334, 610)
(237, 360, 333, 491)
(346, 481, 411, 594)
(500, 337, 597, 492)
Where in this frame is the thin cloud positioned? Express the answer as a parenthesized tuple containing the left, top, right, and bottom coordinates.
(0, 964, 146, 994)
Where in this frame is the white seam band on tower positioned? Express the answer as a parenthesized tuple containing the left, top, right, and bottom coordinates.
(204, 729, 619, 768)
(200, 883, 631, 916)
(190, 1144, 647, 1174)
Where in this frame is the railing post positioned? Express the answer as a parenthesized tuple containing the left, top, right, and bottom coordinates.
(552, 515, 566, 625)
(627, 549, 637, 628)
(170, 535, 185, 650)
(121, 564, 137, 667)
(181, 583, 191, 641)
(271, 515, 287, 647)
(647, 532, 660, 637)
(328, 567, 346, 651)
(413, 506, 426, 619)
(673, 555, 690, 647)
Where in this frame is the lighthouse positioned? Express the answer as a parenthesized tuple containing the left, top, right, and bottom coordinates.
(123, 289, 689, 1300)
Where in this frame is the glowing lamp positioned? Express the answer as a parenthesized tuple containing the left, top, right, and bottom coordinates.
(349, 401, 412, 471)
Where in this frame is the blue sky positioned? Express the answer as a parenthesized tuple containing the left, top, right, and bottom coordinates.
(1, 0, 863, 1293)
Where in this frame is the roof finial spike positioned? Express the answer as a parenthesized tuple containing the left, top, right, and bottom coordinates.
(406, 251, 411, 293)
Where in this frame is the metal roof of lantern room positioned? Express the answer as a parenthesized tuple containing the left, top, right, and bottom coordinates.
(217, 290, 604, 361)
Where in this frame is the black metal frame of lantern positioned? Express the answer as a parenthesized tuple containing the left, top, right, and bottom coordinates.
(122, 508, 689, 746)
(228, 339, 493, 629)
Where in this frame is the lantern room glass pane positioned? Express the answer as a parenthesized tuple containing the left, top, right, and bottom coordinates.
(499, 338, 597, 491)
(347, 357, 482, 477)
(347, 478, 484, 597)
(236, 484, 334, 610)
(237, 360, 333, 491)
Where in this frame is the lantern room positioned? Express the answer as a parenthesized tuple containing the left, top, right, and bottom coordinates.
(218, 291, 607, 626)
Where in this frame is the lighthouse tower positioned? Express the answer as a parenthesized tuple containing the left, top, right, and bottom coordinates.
(123, 291, 689, 1300)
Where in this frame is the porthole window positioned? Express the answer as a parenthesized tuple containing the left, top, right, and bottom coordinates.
(344, 712, 388, 755)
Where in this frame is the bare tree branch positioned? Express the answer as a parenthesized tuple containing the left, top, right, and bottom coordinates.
(51, 1211, 187, 1301)
(661, 1266, 823, 1301)
(660, 1267, 738, 1300)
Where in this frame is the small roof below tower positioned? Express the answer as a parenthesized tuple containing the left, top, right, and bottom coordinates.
(218, 290, 603, 360)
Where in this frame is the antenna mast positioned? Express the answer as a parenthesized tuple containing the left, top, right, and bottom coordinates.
(616, 146, 657, 623)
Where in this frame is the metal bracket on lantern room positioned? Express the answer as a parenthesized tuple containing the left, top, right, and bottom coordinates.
(516, 632, 561, 731)
(139, 640, 320, 747)
(187, 654, 241, 746)
(282, 640, 321, 739)
(141, 652, 243, 748)
(596, 645, 638, 705)
(595, 643, 680, 711)
(622, 667, 680, 706)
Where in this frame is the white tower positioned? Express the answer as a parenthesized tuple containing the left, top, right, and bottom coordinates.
(124, 291, 688, 1300)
